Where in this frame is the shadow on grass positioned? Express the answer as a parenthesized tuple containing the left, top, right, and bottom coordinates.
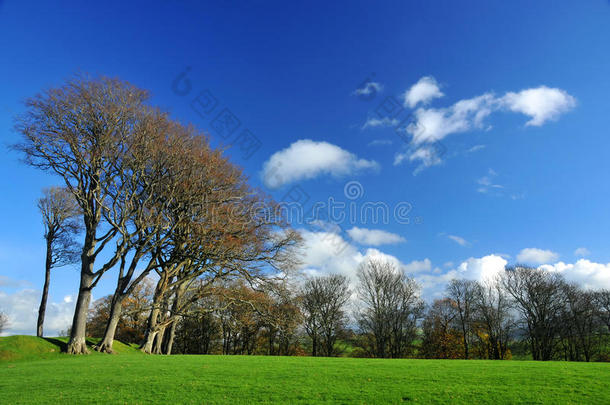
(42, 337, 102, 353)
(42, 337, 67, 352)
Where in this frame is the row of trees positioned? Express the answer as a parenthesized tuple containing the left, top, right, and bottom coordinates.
(89, 260, 610, 361)
(423, 267, 610, 361)
(15, 75, 300, 354)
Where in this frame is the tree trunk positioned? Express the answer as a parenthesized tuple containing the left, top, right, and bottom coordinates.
(163, 284, 184, 355)
(141, 330, 157, 354)
(37, 238, 53, 338)
(96, 293, 124, 353)
(153, 327, 165, 354)
(461, 320, 469, 359)
(141, 311, 159, 353)
(66, 264, 94, 354)
(67, 222, 97, 355)
(165, 320, 177, 355)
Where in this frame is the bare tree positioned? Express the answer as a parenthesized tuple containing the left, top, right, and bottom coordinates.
(421, 298, 463, 359)
(36, 187, 81, 337)
(14, 75, 153, 353)
(446, 279, 477, 359)
(560, 284, 599, 362)
(356, 259, 423, 358)
(472, 279, 515, 360)
(301, 274, 351, 356)
(501, 266, 565, 360)
(593, 289, 610, 334)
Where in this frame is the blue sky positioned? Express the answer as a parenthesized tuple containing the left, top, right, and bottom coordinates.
(1, 0, 610, 334)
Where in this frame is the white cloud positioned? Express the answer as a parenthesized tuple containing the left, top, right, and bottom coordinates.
(574, 247, 591, 257)
(516, 248, 559, 265)
(347, 227, 406, 246)
(0, 288, 75, 336)
(362, 117, 399, 129)
(403, 76, 444, 108)
(476, 168, 504, 194)
(394, 144, 443, 173)
(261, 139, 379, 188)
(404, 258, 432, 273)
(447, 234, 469, 247)
(467, 144, 486, 153)
(539, 259, 610, 290)
(353, 81, 384, 97)
(455, 254, 508, 282)
(500, 86, 576, 126)
(407, 93, 496, 145)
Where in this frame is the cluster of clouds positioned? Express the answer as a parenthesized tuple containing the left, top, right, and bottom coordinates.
(299, 227, 516, 298)
(259, 75, 576, 190)
(363, 75, 576, 173)
(297, 226, 610, 300)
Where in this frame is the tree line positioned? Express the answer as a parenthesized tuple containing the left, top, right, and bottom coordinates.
(11, 75, 610, 361)
(84, 258, 610, 361)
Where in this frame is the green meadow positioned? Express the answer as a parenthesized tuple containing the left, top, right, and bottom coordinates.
(1, 336, 609, 404)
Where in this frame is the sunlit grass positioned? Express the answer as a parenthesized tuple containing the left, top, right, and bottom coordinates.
(1, 336, 609, 404)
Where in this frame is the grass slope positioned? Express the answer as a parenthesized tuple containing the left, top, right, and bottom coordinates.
(1, 337, 609, 404)
(0, 335, 140, 362)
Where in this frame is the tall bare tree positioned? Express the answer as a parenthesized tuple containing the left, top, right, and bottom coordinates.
(356, 259, 423, 358)
(94, 111, 188, 353)
(593, 289, 610, 334)
(560, 284, 599, 362)
(37, 187, 81, 337)
(446, 279, 477, 359)
(301, 274, 351, 356)
(422, 298, 463, 359)
(472, 279, 514, 360)
(14, 75, 153, 353)
(501, 266, 565, 360)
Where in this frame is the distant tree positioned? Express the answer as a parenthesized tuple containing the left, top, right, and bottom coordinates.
(87, 279, 153, 344)
(593, 289, 610, 333)
(36, 187, 81, 338)
(446, 279, 477, 359)
(356, 259, 424, 358)
(301, 274, 351, 356)
(560, 284, 599, 362)
(501, 266, 565, 360)
(265, 285, 303, 356)
(421, 298, 464, 359)
(173, 295, 220, 354)
(472, 279, 514, 360)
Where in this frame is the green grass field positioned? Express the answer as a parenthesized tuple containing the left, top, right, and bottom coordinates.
(1, 336, 609, 404)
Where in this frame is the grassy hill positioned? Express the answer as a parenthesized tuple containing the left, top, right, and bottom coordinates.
(0, 335, 140, 362)
(1, 336, 609, 404)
